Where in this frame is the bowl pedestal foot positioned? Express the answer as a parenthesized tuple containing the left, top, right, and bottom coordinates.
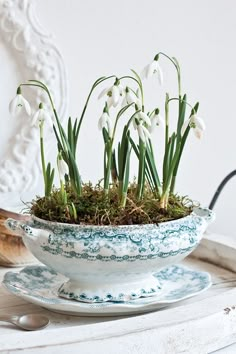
(58, 274, 162, 303)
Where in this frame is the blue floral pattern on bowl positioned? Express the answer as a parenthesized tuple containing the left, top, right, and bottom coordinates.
(5, 207, 214, 303)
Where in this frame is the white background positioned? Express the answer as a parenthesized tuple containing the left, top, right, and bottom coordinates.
(7, 0, 236, 236)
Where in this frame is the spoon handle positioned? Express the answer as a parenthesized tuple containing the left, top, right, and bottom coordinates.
(0, 315, 16, 323)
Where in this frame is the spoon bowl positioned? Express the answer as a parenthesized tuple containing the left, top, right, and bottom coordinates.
(0, 314, 50, 331)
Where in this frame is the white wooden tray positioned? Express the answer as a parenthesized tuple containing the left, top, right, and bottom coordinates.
(0, 233, 236, 354)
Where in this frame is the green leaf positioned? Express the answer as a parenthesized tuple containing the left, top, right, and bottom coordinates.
(48, 168, 55, 195)
(170, 101, 200, 193)
(123, 146, 132, 193)
(68, 117, 75, 157)
(145, 163, 155, 193)
(137, 139, 146, 199)
(163, 139, 181, 194)
(73, 118, 80, 152)
(119, 126, 130, 180)
(163, 138, 171, 188)
(102, 127, 110, 144)
(169, 133, 176, 164)
(145, 143, 161, 190)
(111, 149, 118, 182)
(45, 163, 54, 196)
(53, 125, 64, 155)
(129, 137, 140, 158)
(177, 94, 187, 139)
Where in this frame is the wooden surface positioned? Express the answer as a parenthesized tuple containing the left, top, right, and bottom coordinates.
(0, 234, 236, 353)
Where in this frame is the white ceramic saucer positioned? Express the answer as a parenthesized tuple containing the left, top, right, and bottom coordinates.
(2, 265, 211, 316)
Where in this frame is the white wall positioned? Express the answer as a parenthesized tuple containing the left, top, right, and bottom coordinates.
(22, 0, 236, 235)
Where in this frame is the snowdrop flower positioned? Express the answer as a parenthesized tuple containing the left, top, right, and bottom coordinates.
(31, 103, 52, 127)
(98, 79, 124, 108)
(9, 87, 31, 116)
(133, 111, 151, 130)
(98, 108, 113, 137)
(135, 88, 142, 110)
(137, 123, 152, 143)
(149, 109, 164, 133)
(57, 153, 68, 178)
(122, 87, 137, 106)
(141, 54, 163, 84)
(181, 115, 206, 139)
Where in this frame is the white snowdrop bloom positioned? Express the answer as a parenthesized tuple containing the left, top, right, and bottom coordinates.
(57, 155, 68, 178)
(122, 87, 137, 106)
(142, 57, 163, 84)
(149, 110, 164, 133)
(31, 103, 52, 127)
(98, 81, 124, 108)
(135, 88, 142, 110)
(132, 111, 151, 130)
(98, 111, 113, 137)
(181, 115, 206, 139)
(135, 99, 142, 110)
(138, 111, 151, 126)
(9, 87, 31, 116)
(137, 123, 152, 143)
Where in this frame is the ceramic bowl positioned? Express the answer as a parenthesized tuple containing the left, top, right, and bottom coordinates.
(0, 208, 36, 267)
(5, 207, 214, 302)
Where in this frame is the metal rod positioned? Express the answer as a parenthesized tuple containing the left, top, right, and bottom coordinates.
(209, 170, 236, 210)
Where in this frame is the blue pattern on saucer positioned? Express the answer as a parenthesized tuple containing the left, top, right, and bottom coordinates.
(2, 264, 211, 316)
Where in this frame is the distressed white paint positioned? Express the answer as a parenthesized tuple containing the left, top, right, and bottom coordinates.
(0, 234, 236, 353)
(0, 0, 68, 195)
(192, 232, 236, 274)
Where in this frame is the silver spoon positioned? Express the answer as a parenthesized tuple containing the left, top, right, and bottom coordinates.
(0, 314, 50, 331)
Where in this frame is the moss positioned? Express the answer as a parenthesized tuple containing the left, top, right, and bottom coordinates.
(30, 183, 197, 225)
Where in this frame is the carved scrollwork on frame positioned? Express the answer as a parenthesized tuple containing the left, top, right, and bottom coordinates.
(0, 0, 68, 193)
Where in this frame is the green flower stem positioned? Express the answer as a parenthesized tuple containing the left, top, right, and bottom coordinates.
(20, 81, 82, 196)
(60, 180, 67, 205)
(136, 138, 146, 200)
(168, 97, 195, 113)
(170, 102, 199, 193)
(112, 104, 135, 139)
(78, 75, 117, 135)
(39, 120, 54, 197)
(104, 140, 113, 194)
(120, 145, 131, 207)
(103, 105, 135, 194)
(162, 96, 196, 196)
(119, 72, 144, 107)
(159, 192, 169, 210)
(129, 137, 161, 197)
(164, 93, 170, 155)
(120, 191, 127, 208)
(161, 139, 181, 209)
(20, 82, 66, 152)
(53, 107, 82, 196)
(116, 115, 136, 206)
(146, 140, 161, 193)
(118, 181, 128, 208)
(39, 120, 47, 195)
(158, 52, 181, 97)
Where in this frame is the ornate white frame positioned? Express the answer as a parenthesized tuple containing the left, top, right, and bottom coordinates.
(0, 0, 68, 194)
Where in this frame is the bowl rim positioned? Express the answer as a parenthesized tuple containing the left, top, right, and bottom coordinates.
(31, 207, 210, 230)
